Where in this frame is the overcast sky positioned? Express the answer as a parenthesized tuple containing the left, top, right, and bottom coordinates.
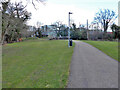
(11, 0, 119, 27)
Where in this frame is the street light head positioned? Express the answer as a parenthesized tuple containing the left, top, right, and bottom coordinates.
(69, 12, 73, 14)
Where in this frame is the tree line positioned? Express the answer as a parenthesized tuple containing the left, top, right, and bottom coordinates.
(1, 1, 31, 44)
(70, 9, 120, 41)
(40, 9, 119, 41)
(1, 0, 119, 43)
(0, 0, 45, 44)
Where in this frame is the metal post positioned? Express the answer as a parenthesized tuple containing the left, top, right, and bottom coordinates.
(97, 22, 98, 40)
(118, 1, 120, 26)
(87, 19, 89, 40)
(0, 9, 2, 90)
(68, 12, 72, 47)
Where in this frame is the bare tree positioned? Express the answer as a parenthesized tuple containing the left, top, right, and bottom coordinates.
(35, 21, 43, 38)
(1, 1, 31, 44)
(94, 9, 117, 39)
(30, 0, 46, 9)
(1, 0, 46, 9)
(1, 0, 45, 44)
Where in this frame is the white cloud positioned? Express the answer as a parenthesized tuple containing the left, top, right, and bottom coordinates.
(10, 0, 118, 28)
(26, 2, 95, 27)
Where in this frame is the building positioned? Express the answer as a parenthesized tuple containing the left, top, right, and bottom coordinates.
(41, 24, 68, 39)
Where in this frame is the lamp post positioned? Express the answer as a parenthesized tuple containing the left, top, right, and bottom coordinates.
(68, 12, 72, 47)
(118, 1, 120, 26)
(87, 19, 89, 40)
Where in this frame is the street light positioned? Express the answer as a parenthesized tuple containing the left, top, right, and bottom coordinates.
(68, 12, 73, 47)
(118, 1, 120, 26)
(87, 19, 89, 40)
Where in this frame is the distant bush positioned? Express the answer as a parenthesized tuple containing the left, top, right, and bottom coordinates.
(71, 30, 87, 40)
(106, 34, 114, 41)
(22, 37, 38, 41)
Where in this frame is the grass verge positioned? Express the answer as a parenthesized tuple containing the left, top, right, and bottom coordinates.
(3, 39, 74, 88)
(81, 40, 118, 61)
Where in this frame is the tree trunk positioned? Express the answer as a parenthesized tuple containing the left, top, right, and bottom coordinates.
(1, 35, 5, 45)
(1, 29, 7, 45)
(103, 20, 109, 40)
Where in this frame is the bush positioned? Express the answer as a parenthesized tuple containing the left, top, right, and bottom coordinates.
(71, 30, 87, 40)
(106, 34, 113, 41)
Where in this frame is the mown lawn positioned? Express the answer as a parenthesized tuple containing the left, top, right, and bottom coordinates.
(82, 40, 118, 61)
(2, 39, 74, 88)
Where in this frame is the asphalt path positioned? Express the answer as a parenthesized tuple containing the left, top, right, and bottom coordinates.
(67, 41, 118, 88)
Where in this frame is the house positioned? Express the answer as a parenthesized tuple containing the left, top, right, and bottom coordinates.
(40, 24, 68, 39)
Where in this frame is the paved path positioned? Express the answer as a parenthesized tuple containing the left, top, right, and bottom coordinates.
(67, 41, 118, 88)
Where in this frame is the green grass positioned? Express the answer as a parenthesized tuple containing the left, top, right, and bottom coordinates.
(3, 39, 75, 88)
(81, 40, 118, 61)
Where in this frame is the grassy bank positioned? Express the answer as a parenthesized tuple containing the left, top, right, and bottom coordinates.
(82, 40, 118, 61)
(3, 39, 74, 88)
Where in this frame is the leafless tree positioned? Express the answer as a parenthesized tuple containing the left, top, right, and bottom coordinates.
(94, 9, 117, 39)
(1, 1, 31, 44)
